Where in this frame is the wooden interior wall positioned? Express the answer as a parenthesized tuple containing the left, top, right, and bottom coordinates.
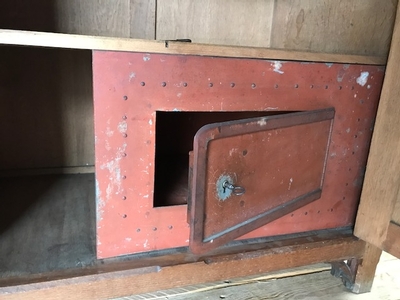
(157, 0, 397, 57)
(0, 0, 396, 172)
(0, 0, 155, 172)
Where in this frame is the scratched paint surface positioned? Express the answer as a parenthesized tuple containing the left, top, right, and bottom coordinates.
(93, 52, 384, 259)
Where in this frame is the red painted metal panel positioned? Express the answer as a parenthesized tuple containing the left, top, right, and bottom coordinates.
(189, 109, 335, 254)
(92, 51, 384, 259)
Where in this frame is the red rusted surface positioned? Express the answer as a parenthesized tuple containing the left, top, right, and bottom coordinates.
(189, 109, 334, 254)
(92, 51, 384, 259)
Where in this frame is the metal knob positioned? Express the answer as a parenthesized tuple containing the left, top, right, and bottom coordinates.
(222, 180, 246, 196)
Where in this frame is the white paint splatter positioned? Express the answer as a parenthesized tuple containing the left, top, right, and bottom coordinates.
(356, 71, 369, 86)
(143, 54, 151, 61)
(177, 93, 182, 98)
(118, 121, 127, 133)
(129, 72, 136, 82)
(288, 178, 293, 190)
(266, 107, 278, 110)
(144, 240, 149, 247)
(105, 127, 114, 137)
(257, 118, 267, 126)
(272, 61, 284, 74)
(346, 128, 350, 133)
(325, 63, 333, 68)
(125, 238, 132, 242)
(149, 119, 153, 125)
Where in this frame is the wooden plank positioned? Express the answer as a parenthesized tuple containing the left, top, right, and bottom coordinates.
(0, 174, 96, 278)
(354, 2, 400, 250)
(134, 257, 400, 300)
(54, 0, 130, 37)
(352, 243, 382, 293)
(0, 30, 386, 65)
(0, 166, 94, 177)
(382, 222, 400, 258)
(130, 0, 156, 39)
(271, 0, 397, 57)
(0, 236, 366, 299)
(156, 0, 274, 47)
(120, 264, 331, 299)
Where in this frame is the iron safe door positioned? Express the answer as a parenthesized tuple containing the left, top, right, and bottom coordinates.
(189, 109, 335, 254)
(93, 51, 384, 259)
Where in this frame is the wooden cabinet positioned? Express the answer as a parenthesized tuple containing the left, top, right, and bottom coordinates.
(0, 2, 399, 299)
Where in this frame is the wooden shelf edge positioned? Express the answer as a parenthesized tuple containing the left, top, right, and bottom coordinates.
(0, 29, 386, 65)
(0, 234, 365, 300)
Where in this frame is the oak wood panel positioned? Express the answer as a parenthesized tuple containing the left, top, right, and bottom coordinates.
(0, 30, 386, 65)
(354, 2, 400, 252)
(130, 0, 156, 39)
(55, 0, 130, 37)
(271, 0, 397, 57)
(156, 0, 275, 47)
(0, 236, 366, 299)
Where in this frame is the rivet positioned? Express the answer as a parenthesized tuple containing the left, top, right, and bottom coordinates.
(294, 84, 299, 88)
(209, 82, 213, 87)
(122, 133, 128, 138)
(168, 225, 173, 229)
(161, 82, 167, 87)
(122, 153, 127, 157)
(122, 115, 127, 120)
(183, 82, 188, 87)
(136, 228, 141, 232)
(122, 196, 127, 200)
(310, 84, 314, 89)
(123, 95, 128, 100)
(251, 83, 256, 89)
(122, 175, 127, 179)
(230, 82, 235, 88)
(274, 84, 279, 88)
(153, 227, 157, 231)
(122, 214, 127, 218)
(140, 82, 145, 86)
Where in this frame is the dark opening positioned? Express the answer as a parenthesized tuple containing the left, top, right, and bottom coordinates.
(153, 111, 279, 207)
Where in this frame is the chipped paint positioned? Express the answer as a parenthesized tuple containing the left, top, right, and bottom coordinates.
(118, 121, 127, 133)
(257, 118, 267, 126)
(96, 179, 105, 221)
(356, 72, 369, 86)
(266, 107, 278, 110)
(173, 108, 181, 112)
(177, 93, 182, 98)
(272, 61, 284, 74)
(149, 119, 153, 125)
(143, 54, 151, 61)
(105, 127, 114, 137)
(288, 178, 293, 190)
(325, 63, 333, 68)
(129, 72, 136, 82)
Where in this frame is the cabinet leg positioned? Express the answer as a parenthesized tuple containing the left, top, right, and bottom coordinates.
(352, 242, 382, 293)
(331, 242, 382, 293)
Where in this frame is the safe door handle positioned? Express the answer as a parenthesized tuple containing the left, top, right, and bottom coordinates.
(222, 180, 245, 196)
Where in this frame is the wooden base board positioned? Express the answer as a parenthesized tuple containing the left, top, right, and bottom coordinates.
(0, 233, 366, 300)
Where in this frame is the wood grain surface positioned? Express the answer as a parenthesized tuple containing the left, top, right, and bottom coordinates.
(354, 1, 400, 254)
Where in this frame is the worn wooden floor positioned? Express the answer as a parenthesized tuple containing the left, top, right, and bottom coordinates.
(119, 252, 400, 300)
